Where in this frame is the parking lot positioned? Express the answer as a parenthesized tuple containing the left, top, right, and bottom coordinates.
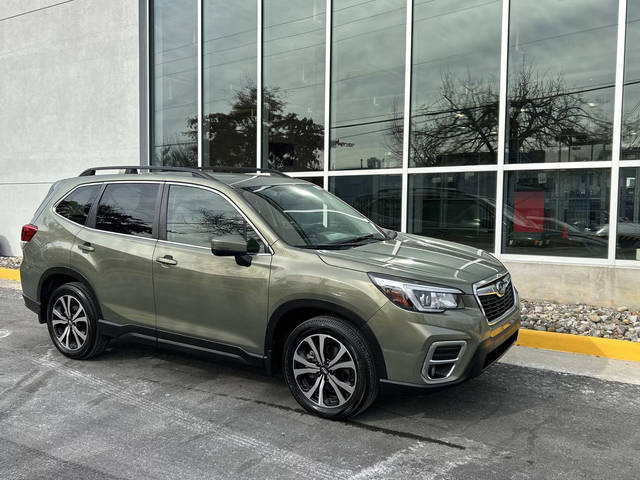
(1, 283, 639, 480)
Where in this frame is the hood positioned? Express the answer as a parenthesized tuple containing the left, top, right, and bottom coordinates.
(317, 233, 506, 294)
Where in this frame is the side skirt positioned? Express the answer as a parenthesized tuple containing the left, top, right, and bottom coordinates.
(97, 319, 265, 368)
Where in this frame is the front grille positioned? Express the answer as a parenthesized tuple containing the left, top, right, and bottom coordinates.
(477, 276, 515, 323)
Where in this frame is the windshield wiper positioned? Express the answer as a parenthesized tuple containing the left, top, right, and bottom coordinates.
(334, 234, 382, 245)
(297, 234, 384, 250)
(296, 244, 356, 250)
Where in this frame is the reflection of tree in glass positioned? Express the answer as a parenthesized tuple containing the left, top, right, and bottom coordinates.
(97, 205, 152, 237)
(198, 209, 246, 237)
(507, 65, 611, 163)
(196, 207, 262, 249)
(185, 85, 324, 169)
(622, 95, 640, 158)
(154, 136, 198, 167)
(398, 63, 611, 166)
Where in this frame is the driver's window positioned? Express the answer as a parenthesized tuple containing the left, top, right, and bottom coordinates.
(166, 185, 266, 252)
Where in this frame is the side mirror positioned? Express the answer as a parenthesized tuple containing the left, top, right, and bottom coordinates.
(211, 235, 248, 256)
(211, 235, 253, 267)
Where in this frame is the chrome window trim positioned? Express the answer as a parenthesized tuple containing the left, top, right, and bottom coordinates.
(52, 180, 163, 243)
(52, 180, 274, 254)
(51, 181, 106, 227)
(164, 181, 274, 255)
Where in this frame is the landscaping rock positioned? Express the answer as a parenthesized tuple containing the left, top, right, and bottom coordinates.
(0, 256, 21, 270)
(521, 299, 640, 343)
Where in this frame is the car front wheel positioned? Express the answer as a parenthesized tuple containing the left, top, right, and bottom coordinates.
(283, 316, 378, 419)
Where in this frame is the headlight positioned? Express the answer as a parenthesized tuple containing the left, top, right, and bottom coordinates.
(368, 273, 463, 313)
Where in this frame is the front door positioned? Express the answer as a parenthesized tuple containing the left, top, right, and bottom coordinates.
(152, 184, 272, 357)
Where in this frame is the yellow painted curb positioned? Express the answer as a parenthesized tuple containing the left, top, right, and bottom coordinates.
(0, 268, 20, 282)
(516, 329, 640, 363)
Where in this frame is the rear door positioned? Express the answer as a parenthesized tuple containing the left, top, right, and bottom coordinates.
(71, 181, 162, 334)
(152, 183, 271, 357)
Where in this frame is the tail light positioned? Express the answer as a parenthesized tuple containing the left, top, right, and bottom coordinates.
(21, 224, 38, 242)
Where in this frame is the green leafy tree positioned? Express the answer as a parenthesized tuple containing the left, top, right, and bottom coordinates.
(184, 85, 323, 170)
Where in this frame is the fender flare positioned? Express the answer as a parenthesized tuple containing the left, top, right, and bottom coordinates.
(37, 266, 102, 322)
(264, 299, 387, 379)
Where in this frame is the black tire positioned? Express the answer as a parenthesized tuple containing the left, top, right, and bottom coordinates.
(46, 282, 109, 360)
(283, 316, 378, 419)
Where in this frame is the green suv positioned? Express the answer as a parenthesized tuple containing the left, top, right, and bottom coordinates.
(20, 166, 520, 419)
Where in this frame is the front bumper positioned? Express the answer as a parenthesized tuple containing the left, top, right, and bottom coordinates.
(367, 292, 521, 387)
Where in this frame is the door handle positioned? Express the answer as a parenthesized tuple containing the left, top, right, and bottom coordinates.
(156, 255, 178, 266)
(78, 242, 95, 252)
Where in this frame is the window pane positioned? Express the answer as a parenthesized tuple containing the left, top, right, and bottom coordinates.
(503, 169, 610, 258)
(410, 1, 502, 167)
(408, 172, 496, 251)
(617, 168, 640, 260)
(203, 0, 257, 167)
(506, 0, 618, 164)
(96, 184, 159, 238)
(263, 0, 325, 172)
(151, 0, 198, 166)
(330, 175, 401, 230)
(330, 0, 406, 170)
(166, 185, 265, 251)
(622, 3, 640, 159)
(297, 176, 324, 188)
(56, 185, 101, 226)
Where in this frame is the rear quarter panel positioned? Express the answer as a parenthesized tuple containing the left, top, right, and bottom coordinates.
(21, 208, 83, 302)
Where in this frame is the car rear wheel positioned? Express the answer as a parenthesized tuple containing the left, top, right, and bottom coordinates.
(46, 282, 108, 360)
(283, 316, 378, 419)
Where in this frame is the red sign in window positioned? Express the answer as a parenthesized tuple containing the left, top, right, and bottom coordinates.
(513, 191, 544, 232)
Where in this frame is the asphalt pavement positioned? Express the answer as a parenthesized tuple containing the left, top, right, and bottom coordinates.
(1, 282, 639, 479)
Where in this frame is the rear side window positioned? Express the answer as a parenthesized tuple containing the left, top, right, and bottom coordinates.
(166, 185, 266, 252)
(95, 183, 159, 238)
(55, 184, 101, 225)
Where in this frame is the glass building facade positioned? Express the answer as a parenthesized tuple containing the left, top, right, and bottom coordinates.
(150, 0, 640, 265)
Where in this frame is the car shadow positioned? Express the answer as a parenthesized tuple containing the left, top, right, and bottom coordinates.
(93, 337, 545, 429)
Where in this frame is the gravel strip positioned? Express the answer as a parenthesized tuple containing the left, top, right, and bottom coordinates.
(521, 299, 640, 342)
(1, 255, 638, 342)
(0, 256, 21, 270)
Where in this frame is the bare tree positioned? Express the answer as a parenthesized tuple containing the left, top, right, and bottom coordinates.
(397, 62, 612, 167)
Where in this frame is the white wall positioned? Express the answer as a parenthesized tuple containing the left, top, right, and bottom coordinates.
(0, 0, 141, 255)
(505, 261, 640, 309)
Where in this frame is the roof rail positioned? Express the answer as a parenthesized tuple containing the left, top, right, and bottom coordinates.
(79, 165, 213, 179)
(79, 165, 289, 178)
(199, 166, 289, 177)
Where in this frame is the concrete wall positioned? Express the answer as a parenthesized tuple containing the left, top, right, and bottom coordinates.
(0, 0, 141, 255)
(505, 261, 640, 309)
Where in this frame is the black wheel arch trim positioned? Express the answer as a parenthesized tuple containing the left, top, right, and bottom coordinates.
(264, 299, 388, 379)
(36, 266, 103, 324)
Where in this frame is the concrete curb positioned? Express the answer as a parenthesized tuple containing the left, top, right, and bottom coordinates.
(516, 329, 640, 363)
(0, 268, 20, 282)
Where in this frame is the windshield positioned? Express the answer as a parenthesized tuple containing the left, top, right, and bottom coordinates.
(240, 183, 387, 248)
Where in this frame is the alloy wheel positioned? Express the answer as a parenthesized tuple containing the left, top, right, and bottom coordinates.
(292, 333, 357, 409)
(51, 295, 89, 351)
